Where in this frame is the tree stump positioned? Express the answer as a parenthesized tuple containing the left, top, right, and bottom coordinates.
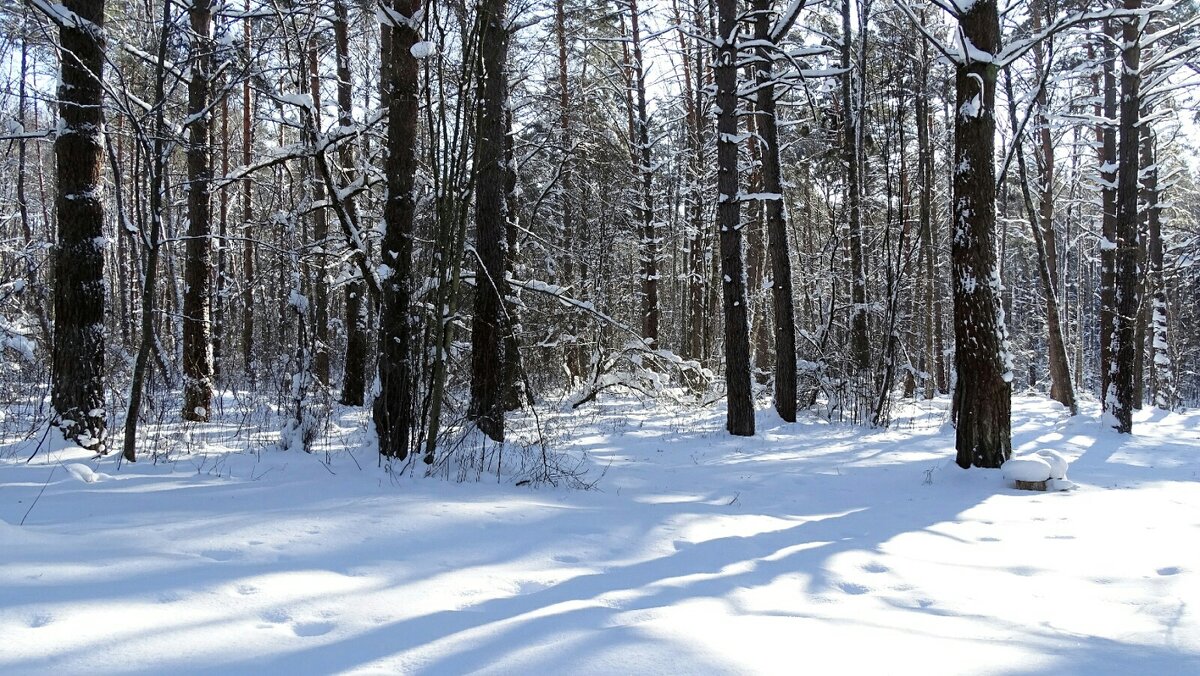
(1014, 479, 1048, 491)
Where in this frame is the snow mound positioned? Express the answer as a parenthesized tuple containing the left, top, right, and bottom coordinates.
(63, 463, 109, 484)
(1001, 457, 1052, 482)
(1046, 478, 1078, 492)
(1034, 449, 1069, 479)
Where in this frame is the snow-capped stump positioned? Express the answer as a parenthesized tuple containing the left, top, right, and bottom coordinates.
(1001, 456, 1052, 491)
(1034, 449, 1069, 479)
(1001, 452, 1075, 492)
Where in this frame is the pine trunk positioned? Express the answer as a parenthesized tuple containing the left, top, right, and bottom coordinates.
(53, 0, 108, 451)
(1143, 125, 1174, 410)
(335, 0, 367, 406)
(1109, 1, 1141, 433)
(716, 0, 754, 436)
(753, 0, 797, 422)
(374, 0, 421, 458)
(952, 0, 1011, 469)
(468, 0, 510, 442)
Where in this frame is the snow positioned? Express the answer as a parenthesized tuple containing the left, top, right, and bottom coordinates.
(1001, 456, 1053, 482)
(2, 397, 1199, 673)
(410, 41, 436, 59)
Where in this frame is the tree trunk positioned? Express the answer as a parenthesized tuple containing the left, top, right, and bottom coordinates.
(241, 0, 256, 385)
(1108, 0, 1141, 433)
(952, 0, 1011, 469)
(1003, 73, 1077, 416)
(308, 45, 331, 388)
(123, 0, 173, 462)
(182, 0, 215, 422)
(753, 0, 798, 422)
(1098, 23, 1118, 408)
(468, 0, 510, 442)
(53, 0, 108, 451)
(629, 0, 659, 348)
(374, 0, 421, 458)
(716, 0, 754, 436)
(842, 0, 869, 378)
(1143, 125, 1174, 410)
(335, 0, 367, 406)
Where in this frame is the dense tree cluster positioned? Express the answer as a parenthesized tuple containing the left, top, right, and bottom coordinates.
(1, 0, 1197, 473)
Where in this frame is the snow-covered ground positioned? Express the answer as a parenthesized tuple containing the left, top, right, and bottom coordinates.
(2, 396, 1198, 675)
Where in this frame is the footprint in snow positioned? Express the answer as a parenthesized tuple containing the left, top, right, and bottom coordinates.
(261, 609, 291, 624)
(292, 621, 335, 637)
(552, 554, 581, 564)
(199, 549, 238, 562)
(28, 613, 53, 628)
(235, 584, 259, 596)
(839, 582, 870, 595)
(862, 562, 889, 574)
(1157, 566, 1182, 576)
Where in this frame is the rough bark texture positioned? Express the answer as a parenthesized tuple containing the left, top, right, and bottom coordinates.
(753, 0, 797, 422)
(374, 0, 421, 458)
(241, 1, 256, 383)
(468, 0, 510, 442)
(53, 0, 108, 451)
(716, 0, 754, 436)
(916, 40, 939, 399)
(308, 46, 330, 387)
(1109, 0, 1142, 433)
(842, 0, 869, 375)
(952, 1, 1011, 469)
(182, 0, 215, 422)
(1142, 125, 1174, 410)
(629, 0, 659, 348)
(335, 0, 366, 406)
(1098, 22, 1118, 408)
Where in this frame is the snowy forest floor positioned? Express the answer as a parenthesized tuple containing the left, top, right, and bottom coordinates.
(2, 394, 1199, 675)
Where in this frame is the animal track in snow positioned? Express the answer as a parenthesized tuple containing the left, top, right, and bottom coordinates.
(292, 621, 335, 637)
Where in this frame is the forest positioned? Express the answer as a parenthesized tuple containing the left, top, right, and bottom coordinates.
(3, 1, 1200, 672)
(1, 0, 1198, 469)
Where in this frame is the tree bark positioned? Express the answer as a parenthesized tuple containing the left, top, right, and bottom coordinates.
(241, 0, 256, 385)
(307, 45, 331, 388)
(629, 0, 660, 348)
(183, 0, 215, 422)
(842, 0, 869, 378)
(334, 0, 367, 406)
(952, 0, 1011, 469)
(753, 0, 798, 421)
(716, 0, 754, 436)
(1108, 0, 1142, 433)
(1143, 124, 1174, 410)
(374, 0, 421, 458)
(468, 0, 510, 442)
(1098, 23, 1118, 408)
(53, 0, 108, 451)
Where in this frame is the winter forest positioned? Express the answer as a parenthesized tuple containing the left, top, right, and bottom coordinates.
(3, 0, 1200, 673)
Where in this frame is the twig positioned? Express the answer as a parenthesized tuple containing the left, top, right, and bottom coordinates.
(20, 466, 56, 526)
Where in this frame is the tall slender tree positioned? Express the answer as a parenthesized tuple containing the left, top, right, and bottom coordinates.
(182, 0, 215, 422)
(1108, 0, 1143, 433)
(949, 0, 1012, 468)
(468, 0, 511, 442)
(375, 0, 422, 459)
(51, 0, 109, 451)
(715, 0, 754, 436)
(752, 0, 803, 421)
(334, 0, 367, 406)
